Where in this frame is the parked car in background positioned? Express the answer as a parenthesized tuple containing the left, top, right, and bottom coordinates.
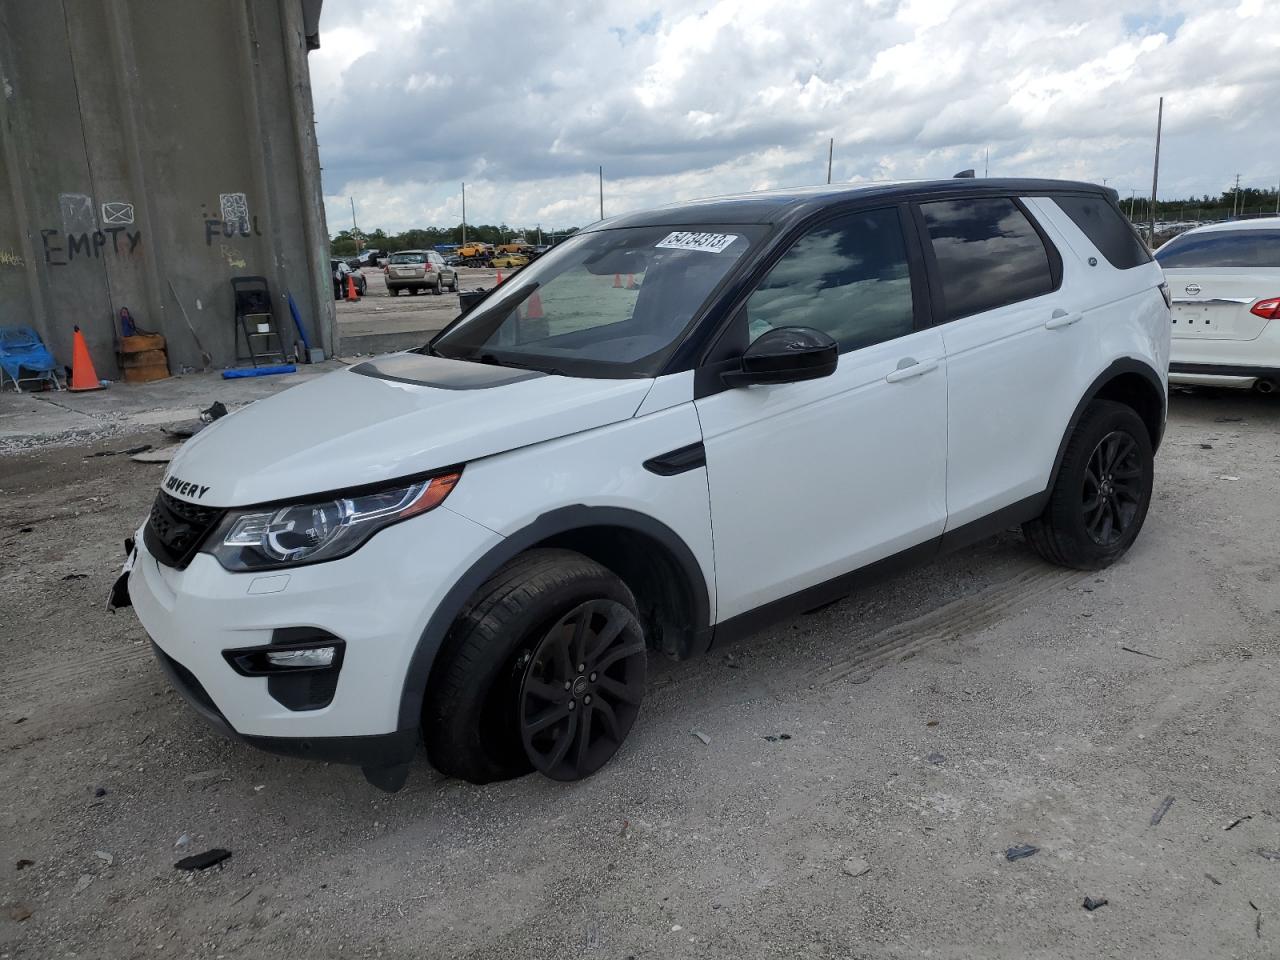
(1155, 218, 1280, 392)
(118, 179, 1168, 792)
(491, 252, 530, 269)
(385, 250, 459, 296)
(330, 258, 366, 298)
(351, 249, 385, 268)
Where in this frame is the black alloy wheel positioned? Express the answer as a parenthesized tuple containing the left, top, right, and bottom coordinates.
(516, 599, 646, 781)
(1082, 429, 1143, 546)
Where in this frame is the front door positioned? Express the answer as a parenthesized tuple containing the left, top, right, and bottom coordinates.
(695, 206, 948, 623)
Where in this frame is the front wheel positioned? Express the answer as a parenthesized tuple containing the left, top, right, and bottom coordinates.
(1023, 400, 1154, 570)
(425, 549, 647, 784)
(389, 286, 400, 297)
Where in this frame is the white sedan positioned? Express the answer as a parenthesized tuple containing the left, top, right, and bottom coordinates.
(1156, 217, 1280, 393)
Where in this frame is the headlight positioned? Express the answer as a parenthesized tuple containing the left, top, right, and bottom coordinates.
(207, 470, 461, 571)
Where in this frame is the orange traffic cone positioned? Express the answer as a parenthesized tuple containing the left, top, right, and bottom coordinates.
(495, 270, 504, 285)
(69, 325, 103, 391)
(526, 291, 544, 319)
(626, 274, 636, 289)
(346, 274, 359, 301)
(612, 273, 622, 288)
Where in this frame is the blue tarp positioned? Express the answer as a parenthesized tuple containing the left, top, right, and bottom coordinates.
(0, 326, 59, 386)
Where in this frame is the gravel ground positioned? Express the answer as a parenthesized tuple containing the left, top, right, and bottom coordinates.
(1, 388, 1278, 959)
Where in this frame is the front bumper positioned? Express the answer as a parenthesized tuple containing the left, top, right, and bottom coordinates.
(126, 503, 500, 774)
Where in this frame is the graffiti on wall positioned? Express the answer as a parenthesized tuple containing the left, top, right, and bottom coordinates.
(59, 192, 96, 232)
(0, 250, 24, 267)
(101, 201, 134, 225)
(41, 227, 143, 265)
(203, 193, 262, 245)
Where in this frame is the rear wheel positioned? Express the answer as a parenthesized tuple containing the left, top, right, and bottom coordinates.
(433, 278, 443, 295)
(425, 549, 647, 784)
(1023, 400, 1153, 570)
(389, 286, 400, 297)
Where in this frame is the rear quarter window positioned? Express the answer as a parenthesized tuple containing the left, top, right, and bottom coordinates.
(1155, 230, 1280, 269)
(1054, 195, 1152, 269)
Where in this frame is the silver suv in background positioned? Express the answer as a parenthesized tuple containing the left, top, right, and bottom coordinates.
(386, 250, 459, 296)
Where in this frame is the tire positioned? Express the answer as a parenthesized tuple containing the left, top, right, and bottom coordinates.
(1023, 399, 1153, 570)
(433, 279, 443, 295)
(389, 287, 400, 297)
(425, 549, 647, 784)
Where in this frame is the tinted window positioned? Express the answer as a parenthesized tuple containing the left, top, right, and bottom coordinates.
(1055, 194, 1151, 269)
(745, 208, 914, 353)
(1155, 230, 1280, 268)
(389, 253, 424, 264)
(920, 198, 1056, 320)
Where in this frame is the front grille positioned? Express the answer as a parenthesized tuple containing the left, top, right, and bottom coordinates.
(143, 491, 224, 569)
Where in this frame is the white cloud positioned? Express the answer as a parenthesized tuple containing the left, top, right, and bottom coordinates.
(311, 0, 1280, 234)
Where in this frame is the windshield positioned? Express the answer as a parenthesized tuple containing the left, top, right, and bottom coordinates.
(430, 225, 764, 377)
(389, 252, 425, 264)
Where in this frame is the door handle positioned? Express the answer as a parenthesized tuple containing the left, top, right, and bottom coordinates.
(1045, 309, 1082, 330)
(885, 357, 939, 383)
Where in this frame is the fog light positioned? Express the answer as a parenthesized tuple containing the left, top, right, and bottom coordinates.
(266, 646, 336, 669)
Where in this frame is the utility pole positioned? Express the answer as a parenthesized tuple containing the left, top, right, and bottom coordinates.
(1148, 96, 1162, 245)
(461, 182, 466, 245)
(984, 148, 989, 178)
(349, 196, 360, 250)
(827, 138, 833, 184)
(1129, 188, 1137, 219)
(1231, 173, 1240, 219)
(599, 166, 604, 221)
(1275, 178, 1279, 215)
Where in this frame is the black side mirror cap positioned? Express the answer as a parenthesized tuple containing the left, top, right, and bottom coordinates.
(722, 326, 838, 387)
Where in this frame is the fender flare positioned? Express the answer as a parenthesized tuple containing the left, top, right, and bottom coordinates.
(1048, 357, 1166, 492)
(396, 505, 712, 731)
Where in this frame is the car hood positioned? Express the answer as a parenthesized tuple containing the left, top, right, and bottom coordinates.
(163, 353, 653, 507)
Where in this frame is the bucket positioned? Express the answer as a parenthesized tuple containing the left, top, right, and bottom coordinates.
(119, 333, 170, 383)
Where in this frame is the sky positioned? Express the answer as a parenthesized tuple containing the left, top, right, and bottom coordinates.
(310, 0, 1280, 236)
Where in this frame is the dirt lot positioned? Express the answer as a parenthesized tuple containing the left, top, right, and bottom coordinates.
(335, 267, 500, 353)
(1, 389, 1279, 959)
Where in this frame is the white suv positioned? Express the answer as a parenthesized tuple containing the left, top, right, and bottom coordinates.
(114, 179, 1171, 791)
(1155, 217, 1280, 392)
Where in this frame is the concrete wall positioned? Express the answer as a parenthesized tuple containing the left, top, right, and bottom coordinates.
(0, 0, 333, 377)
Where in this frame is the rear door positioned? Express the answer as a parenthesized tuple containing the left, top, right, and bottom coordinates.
(916, 196, 1081, 528)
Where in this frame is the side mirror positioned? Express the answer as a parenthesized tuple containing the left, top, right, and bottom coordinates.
(722, 326, 838, 386)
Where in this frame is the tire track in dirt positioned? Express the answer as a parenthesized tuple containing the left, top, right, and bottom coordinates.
(823, 563, 1088, 686)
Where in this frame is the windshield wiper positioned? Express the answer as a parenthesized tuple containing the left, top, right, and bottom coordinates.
(472, 353, 567, 377)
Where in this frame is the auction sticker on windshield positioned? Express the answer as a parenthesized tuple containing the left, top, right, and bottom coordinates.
(655, 232, 739, 253)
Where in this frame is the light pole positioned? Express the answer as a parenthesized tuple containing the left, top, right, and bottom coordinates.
(461, 182, 467, 246)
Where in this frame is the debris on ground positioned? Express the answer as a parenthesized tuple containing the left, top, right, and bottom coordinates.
(1225, 815, 1252, 831)
(762, 734, 792, 742)
(1005, 844, 1039, 861)
(1218, 475, 1241, 482)
(15, 858, 34, 870)
(174, 848, 232, 871)
(841, 857, 871, 877)
(174, 833, 190, 850)
(1121, 646, 1166, 660)
(7, 903, 32, 922)
(1200, 443, 1213, 449)
(93, 786, 106, 798)
(690, 730, 711, 745)
(84, 444, 152, 459)
(94, 850, 113, 866)
(1214, 416, 1243, 423)
(131, 444, 182, 463)
(1256, 848, 1280, 861)
(1083, 897, 1108, 911)
(926, 752, 946, 764)
(1205, 873, 1223, 885)
(60, 573, 88, 581)
(1251, 901, 1262, 938)
(201, 401, 228, 423)
(926, 720, 939, 727)
(1151, 795, 1176, 826)
(72, 874, 93, 894)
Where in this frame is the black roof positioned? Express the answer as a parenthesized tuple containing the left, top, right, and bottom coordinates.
(592, 178, 1113, 231)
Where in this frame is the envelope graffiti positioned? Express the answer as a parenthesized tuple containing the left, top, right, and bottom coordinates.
(101, 202, 135, 225)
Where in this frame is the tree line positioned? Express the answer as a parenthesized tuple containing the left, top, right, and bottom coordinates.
(330, 224, 579, 256)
